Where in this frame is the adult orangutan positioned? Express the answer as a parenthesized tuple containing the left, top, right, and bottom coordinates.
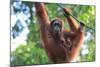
(34, 2, 84, 63)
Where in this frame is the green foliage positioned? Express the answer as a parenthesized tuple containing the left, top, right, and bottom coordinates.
(80, 37, 95, 62)
(11, 42, 50, 66)
(75, 5, 95, 29)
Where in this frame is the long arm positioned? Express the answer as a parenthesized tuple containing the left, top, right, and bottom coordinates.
(34, 2, 50, 31)
(63, 8, 79, 32)
(34, 2, 51, 49)
(63, 8, 84, 62)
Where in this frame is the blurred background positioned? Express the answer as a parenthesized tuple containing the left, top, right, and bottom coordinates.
(11, 0, 95, 66)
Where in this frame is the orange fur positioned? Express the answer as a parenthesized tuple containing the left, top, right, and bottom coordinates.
(34, 2, 84, 63)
